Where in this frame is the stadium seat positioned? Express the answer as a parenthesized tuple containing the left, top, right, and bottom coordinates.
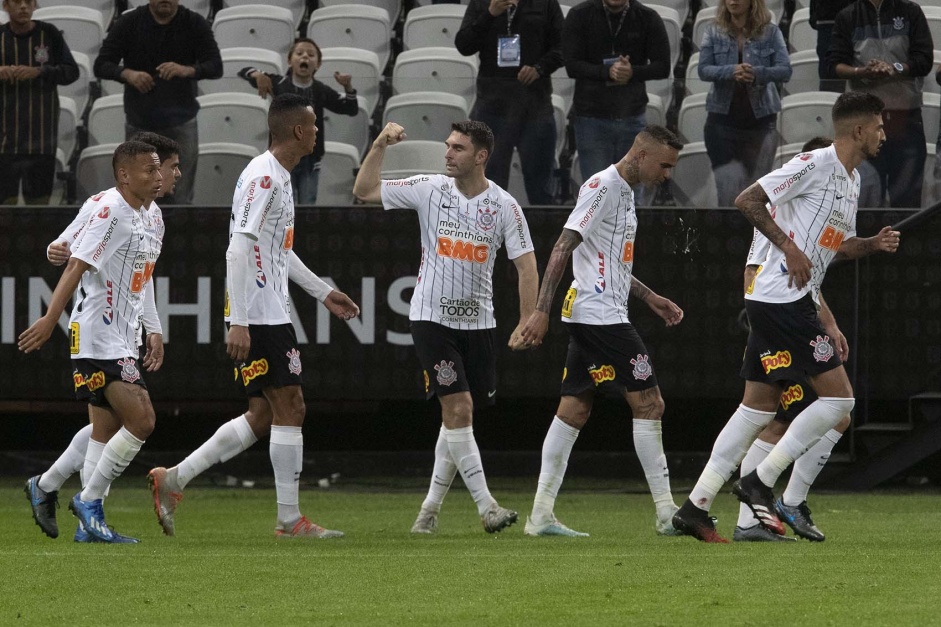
(39, 0, 114, 23)
(923, 143, 940, 207)
(686, 52, 709, 95)
(551, 67, 574, 115)
(646, 93, 665, 127)
(507, 148, 529, 205)
(32, 6, 106, 57)
(322, 95, 370, 156)
(307, 6, 392, 71)
(60, 51, 92, 114)
(319, 141, 361, 205)
(677, 91, 707, 143)
(649, 0, 689, 24)
(927, 51, 941, 97)
(788, 9, 815, 53)
(923, 92, 940, 147)
(192, 142, 260, 206)
(648, 4, 681, 69)
(773, 141, 805, 168)
(925, 7, 941, 53)
(380, 140, 447, 178)
(784, 49, 819, 95)
(551, 94, 566, 158)
(0, 11, 6, 24)
(76, 142, 120, 200)
(382, 92, 469, 142)
(413, 0, 467, 6)
(779, 91, 839, 145)
(670, 141, 717, 208)
(318, 48, 383, 115)
(51, 147, 68, 205)
(319, 0, 402, 23)
(196, 93, 270, 153)
(393, 47, 478, 110)
(201, 47, 286, 96)
(646, 76, 673, 114)
(403, 4, 466, 50)
(693, 6, 775, 49)
(87, 94, 126, 146)
(217, 0, 306, 27)
(58, 96, 79, 161)
(128, 0, 210, 18)
(212, 6, 296, 58)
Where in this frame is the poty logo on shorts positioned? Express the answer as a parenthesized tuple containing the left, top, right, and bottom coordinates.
(423, 370, 430, 393)
(434, 360, 457, 387)
(810, 335, 834, 362)
(761, 350, 792, 374)
(73, 370, 106, 392)
(253, 245, 266, 287)
(117, 357, 140, 384)
(589, 364, 616, 385)
(286, 348, 302, 375)
(631, 354, 653, 381)
(780, 383, 804, 410)
(240, 358, 269, 386)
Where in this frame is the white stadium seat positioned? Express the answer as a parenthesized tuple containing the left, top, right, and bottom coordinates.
(218, 0, 306, 27)
(319, 0, 402, 24)
(307, 6, 392, 70)
(322, 95, 371, 156)
(923, 7, 941, 55)
(779, 91, 839, 145)
(646, 93, 665, 127)
(196, 93, 270, 153)
(685, 52, 708, 95)
(128, 0, 210, 17)
(551, 94, 566, 158)
(192, 143, 260, 206)
(87, 94, 126, 146)
(788, 8, 815, 53)
(58, 96, 79, 160)
(785, 49, 820, 96)
(677, 91, 707, 143)
(403, 5, 466, 50)
(32, 6, 106, 57)
(923, 92, 940, 147)
(76, 142, 120, 200)
(212, 6, 296, 58)
(648, 4, 681, 69)
(202, 47, 286, 96)
(670, 141, 717, 208)
(393, 47, 478, 110)
(61, 51, 92, 114)
(319, 141, 362, 205)
(318, 48, 383, 115)
(552, 67, 574, 115)
(380, 141, 447, 178)
(382, 92, 469, 143)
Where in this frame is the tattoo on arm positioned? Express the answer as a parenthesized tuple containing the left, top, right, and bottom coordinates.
(834, 237, 870, 261)
(736, 184, 789, 248)
(629, 275, 653, 302)
(535, 229, 582, 314)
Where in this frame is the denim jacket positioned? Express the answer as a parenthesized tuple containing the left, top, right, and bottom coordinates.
(698, 22, 792, 118)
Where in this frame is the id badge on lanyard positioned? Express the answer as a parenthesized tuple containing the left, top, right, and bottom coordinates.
(497, 5, 521, 67)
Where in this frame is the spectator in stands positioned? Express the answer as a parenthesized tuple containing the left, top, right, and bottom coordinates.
(455, 0, 564, 205)
(809, 0, 854, 92)
(239, 38, 358, 205)
(562, 0, 670, 204)
(0, 0, 78, 205)
(829, 0, 933, 208)
(698, 0, 791, 207)
(94, 0, 222, 205)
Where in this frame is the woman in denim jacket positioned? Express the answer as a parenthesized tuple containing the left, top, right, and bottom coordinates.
(698, 0, 791, 206)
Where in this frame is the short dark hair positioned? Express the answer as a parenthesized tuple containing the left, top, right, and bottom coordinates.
(801, 136, 832, 152)
(268, 92, 311, 140)
(638, 125, 683, 151)
(832, 92, 884, 124)
(288, 37, 321, 62)
(129, 132, 181, 164)
(451, 120, 494, 156)
(112, 140, 157, 177)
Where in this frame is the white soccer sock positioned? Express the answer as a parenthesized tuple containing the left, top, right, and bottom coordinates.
(176, 415, 258, 489)
(445, 426, 496, 516)
(82, 438, 106, 489)
(420, 426, 457, 513)
(270, 425, 303, 525)
(531, 416, 580, 525)
(688, 405, 776, 511)
(782, 428, 843, 506)
(633, 419, 675, 521)
(38, 424, 92, 493)
(737, 438, 774, 529)
(757, 397, 854, 488)
(81, 428, 144, 502)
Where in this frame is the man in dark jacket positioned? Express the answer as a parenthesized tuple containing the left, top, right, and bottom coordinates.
(456, 0, 564, 205)
(829, 0, 933, 208)
(94, 0, 222, 204)
(562, 0, 670, 200)
(809, 0, 855, 91)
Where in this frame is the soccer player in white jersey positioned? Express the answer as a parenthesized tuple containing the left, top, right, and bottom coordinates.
(24, 134, 181, 542)
(147, 93, 360, 539)
(673, 91, 888, 543)
(733, 136, 899, 542)
(353, 120, 539, 534)
(19, 140, 165, 543)
(517, 126, 685, 537)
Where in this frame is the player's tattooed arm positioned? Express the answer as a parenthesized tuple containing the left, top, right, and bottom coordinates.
(834, 226, 900, 260)
(631, 275, 684, 327)
(629, 275, 654, 302)
(518, 228, 582, 347)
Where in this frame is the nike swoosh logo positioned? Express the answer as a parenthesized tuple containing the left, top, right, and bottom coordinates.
(488, 390, 496, 398)
(835, 195, 844, 199)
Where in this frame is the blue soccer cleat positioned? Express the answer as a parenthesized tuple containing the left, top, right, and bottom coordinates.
(68, 493, 139, 544)
(73, 521, 99, 543)
(25, 475, 59, 539)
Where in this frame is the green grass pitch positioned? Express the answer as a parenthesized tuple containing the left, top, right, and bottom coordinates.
(2, 480, 940, 626)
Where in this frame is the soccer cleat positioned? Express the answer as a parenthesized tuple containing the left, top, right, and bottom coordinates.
(275, 516, 344, 539)
(148, 467, 183, 536)
(524, 516, 589, 537)
(732, 471, 785, 536)
(410, 509, 438, 534)
(481, 503, 518, 534)
(733, 525, 797, 542)
(68, 494, 140, 544)
(671, 500, 729, 543)
(775, 499, 826, 542)
(73, 521, 98, 543)
(24, 475, 59, 539)
(656, 503, 682, 536)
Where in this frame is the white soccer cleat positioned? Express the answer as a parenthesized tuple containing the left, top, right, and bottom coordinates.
(410, 508, 438, 534)
(524, 515, 589, 537)
(147, 467, 182, 537)
(656, 503, 682, 536)
(275, 516, 344, 539)
(481, 503, 518, 534)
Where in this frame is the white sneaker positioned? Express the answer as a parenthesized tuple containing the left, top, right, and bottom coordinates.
(480, 503, 518, 533)
(656, 503, 682, 536)
(410, 508, 438, 534)
(524, 515, 589, 537)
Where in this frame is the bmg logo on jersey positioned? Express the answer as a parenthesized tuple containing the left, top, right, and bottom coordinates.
(253, 245, 266, 288)
(437, 237, 488, 263)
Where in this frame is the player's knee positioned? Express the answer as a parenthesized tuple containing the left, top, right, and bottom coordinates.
(245, 408, 273, 437)
(558, 410, 589, 429)
(836, 413, 852, 433)
(818, 396, 855, 424)
(132, 407, 156, 439)
(289, 396, 306, 424)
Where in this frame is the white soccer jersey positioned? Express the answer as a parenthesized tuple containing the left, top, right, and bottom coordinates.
(56, 188, 116, 247)
(745, 204, 778, 267)
(225, 151, 295, 326)
(750, 146, 859, 305)
(560, 165, 638, 325)
(68, 189, 163, 360)
(380, 174, 533, 330)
